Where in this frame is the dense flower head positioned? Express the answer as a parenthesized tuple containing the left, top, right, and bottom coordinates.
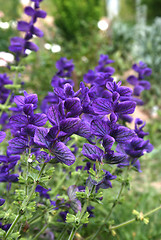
(41, 58, 75, 113)
(8, 91, 47, 155)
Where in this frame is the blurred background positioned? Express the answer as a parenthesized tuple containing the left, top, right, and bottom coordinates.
(0, 0, 161, 239)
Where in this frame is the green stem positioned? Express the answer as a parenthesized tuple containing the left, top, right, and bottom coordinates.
(68, 226, 78, 240)
(0, 91, 12, 122)
(22, 162, 46, 209)
(32, 224, 48, 240)
(110, 205, 161, 231)
(57, 225, 68, 240)
(67, 200, 89, 240)
(90, 168, 128, 240)
(29, 207, 60, 225)
(3, 214, 21, 240)
(4, 162, 46, 239)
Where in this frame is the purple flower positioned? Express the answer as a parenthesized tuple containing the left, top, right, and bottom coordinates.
(127, 61, 152, 97)
(35, 185, 51, 199)
(55, 57, 74, 78)
(34, 127, 76, 166)
(95, 54, 115, 74)
(0, 198, 5, 206)
(96, 170, 117, 191)
(9, 0, 46, 61)
(67, 185, 81, 213)
(134, 118, 149, 138)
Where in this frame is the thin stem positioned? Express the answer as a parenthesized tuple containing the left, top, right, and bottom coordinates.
(57, 225, 68, 240)
(90, 168, 128, 240)
(110, 205, 161, 231)
(22, 162, 46, 209)
(67, 200, 89, 240)
(3, 214, 21, 239)
(4, 162, 46, 239)
(68, 226, 78, 240)
(0, 91, 12, 122)
(32, 224, 48, 240)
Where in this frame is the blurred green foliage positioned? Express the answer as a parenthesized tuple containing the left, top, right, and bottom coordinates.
(119, 0, 161, 23)
(107, 21, 133, 73)
(141, 0, 161, 22)
(0, 27, 16, 52)
(119, 0, 135, 23)
(0, 0, 20, 21)
(52, 0, 104, 42)
(134, 18, 161, 108)
(0, 0, 20, 52)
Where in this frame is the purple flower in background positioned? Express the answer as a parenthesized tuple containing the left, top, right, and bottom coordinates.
(55, 57, 74, 78)
(41, 58, 75, 113)
(67, 185, 81, 213)
(96, 170, 117, 191)
(134, 118, 149, 138)
(9, 0, 47, 61)
(0, 198, 5, 206)
(1, 223, 11, 232)
(35, 185, 51, 199)
(132, 61, 152, 79)
(95, 54, 115, 74)
(127, 61, 152, 96)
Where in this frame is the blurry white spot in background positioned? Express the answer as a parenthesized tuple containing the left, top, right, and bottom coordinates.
(151, 106, 159, 118)
(0, 21, 9, 29)
(113, 76, 119, 82)
(81, 56, 88, 62)
(0, 52, 14, 67)
(44, 43, 52, 50)
(20, 0, 30, 5)
(51, 44, 61, 53)
(97, 19, 109, 31)
(44, 43, 61, 53)
(10, 21, 17, 29)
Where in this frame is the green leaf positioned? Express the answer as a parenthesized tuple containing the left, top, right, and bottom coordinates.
(10, 232, 21, 239)
(0, 228, 5, 237)
(66, 213, 76, 223)
(18, 175, 26, 184)
(89, 168, 96, 176)
(81, 212, 89, 224)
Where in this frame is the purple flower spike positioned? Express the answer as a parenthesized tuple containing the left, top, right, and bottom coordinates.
(9, 0, 46, 60)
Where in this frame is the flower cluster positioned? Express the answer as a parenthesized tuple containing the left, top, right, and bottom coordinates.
(0, 0, 154, 237)
(9, 0, 47, 61)
(127, 61, 152, 97)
